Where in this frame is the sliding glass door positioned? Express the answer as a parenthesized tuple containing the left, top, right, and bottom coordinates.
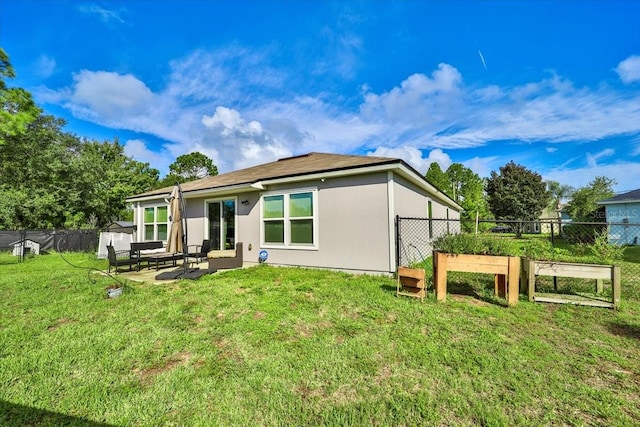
(208, 199, 236, 250)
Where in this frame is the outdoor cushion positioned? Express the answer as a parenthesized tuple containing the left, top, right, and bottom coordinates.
(139, 248, 167, 255)
(207, 249, 236, 258)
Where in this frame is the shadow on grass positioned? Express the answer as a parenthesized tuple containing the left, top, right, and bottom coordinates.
(0, 400, 115, 427)
(380, 282, 508, 307)
(447, 281, 507, 306)
(380, 283, 397, 293)
(607, 321, 640, 340)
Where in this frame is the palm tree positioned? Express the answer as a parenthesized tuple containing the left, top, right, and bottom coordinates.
(546, 180, 574, 235)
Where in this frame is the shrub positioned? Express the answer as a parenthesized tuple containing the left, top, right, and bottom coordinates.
(521, 239, 553, 260)
(433, 234, 520, 256)
(589, 231, 626, 264)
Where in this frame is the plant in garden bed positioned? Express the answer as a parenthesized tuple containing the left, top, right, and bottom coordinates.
(433, 233, 521, 256)
(432, 234, 522, 305)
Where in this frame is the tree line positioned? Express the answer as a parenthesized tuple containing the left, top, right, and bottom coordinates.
(426, 159, 616, 235)
(0, 49, 218, 230)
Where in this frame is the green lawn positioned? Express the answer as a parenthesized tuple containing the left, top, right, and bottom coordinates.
(1, 252, 639, 426)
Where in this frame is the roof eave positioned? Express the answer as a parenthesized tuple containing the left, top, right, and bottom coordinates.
(125, 158, 462, 211)
(255, 159, 462, 211)
(598, 199, 640, 205)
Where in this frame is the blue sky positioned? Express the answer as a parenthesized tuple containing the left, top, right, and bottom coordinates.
(2, 1, 640, 191)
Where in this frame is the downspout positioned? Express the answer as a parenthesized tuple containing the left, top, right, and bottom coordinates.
(387, 171, 396, 274)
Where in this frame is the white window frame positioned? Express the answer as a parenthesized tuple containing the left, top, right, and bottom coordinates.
(260, 188, 318, 250)
(142, 204, 169, 242)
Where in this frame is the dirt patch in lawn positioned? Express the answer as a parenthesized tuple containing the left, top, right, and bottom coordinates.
(47, 318, 77, 331)
(134, 351, 191, 386)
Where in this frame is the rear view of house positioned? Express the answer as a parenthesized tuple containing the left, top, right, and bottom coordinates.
(126, 152, 461, 274)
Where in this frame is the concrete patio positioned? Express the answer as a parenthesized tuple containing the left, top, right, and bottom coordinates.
(102, 259, 212, 284)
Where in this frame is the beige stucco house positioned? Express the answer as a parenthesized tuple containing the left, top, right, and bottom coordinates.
(126, 152, 461, 275)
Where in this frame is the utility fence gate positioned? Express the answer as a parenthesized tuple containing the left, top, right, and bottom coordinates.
(396, 217, 460, 267)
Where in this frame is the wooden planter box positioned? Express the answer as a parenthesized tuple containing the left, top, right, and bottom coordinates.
(433, 251, 521, 306)
(397, 267, 426, 301)
(522, 258, 621, 309)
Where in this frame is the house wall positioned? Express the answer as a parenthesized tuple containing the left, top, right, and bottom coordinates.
(249, 172, 393, 273)
(392, 174, 460, 266)
(605, 202, 640, 245)
(132, 170, 462, 274)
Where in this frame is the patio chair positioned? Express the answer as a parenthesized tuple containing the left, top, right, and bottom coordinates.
(187, 239, 211, 263)
(107, 245, 140, 273)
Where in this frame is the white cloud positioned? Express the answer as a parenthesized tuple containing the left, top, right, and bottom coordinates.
(360, 64, 463, 125)
(68, 70, 154, 118)
(367, 147, 451, 174)
(35, 55, 56, 78)
(586, 148, 615, 168)
(462, 156, 501, 178)
(615, 55, 640, 84)
(632, 136, 640, 156)
(78, 4, 125, 24)
(431, 74, 640, 148)
(37, 47, 640, 181)
(312, 28, 363, 79)
(123, 139, 171, 174)
(202, 107, 263, 137)
(200, 107, 292, 171)
(544, 161, 640, 193)
(545, 147, 558, 153)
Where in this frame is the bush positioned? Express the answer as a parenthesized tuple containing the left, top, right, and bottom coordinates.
(433, 234, 520, 256)
(561, 223, 606, 244)
(590, 231, 626, 264)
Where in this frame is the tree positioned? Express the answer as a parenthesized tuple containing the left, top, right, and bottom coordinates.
(0, 48, 40, 144)
(426, 162, 492, 231)
(0, 51, 161, 229)
(486, 161, 550, 236)
(69, 138, 159, 227)
(156, 152, 218, 188)
(425, 162, 452, 197)
(0, 114, 79, 229)
(170, 152, 217, 180)
(0, 113, 159, 229)
(445, 163, 492, 231)
(564, 176, 615, 222)
(546, 180, 574, 229)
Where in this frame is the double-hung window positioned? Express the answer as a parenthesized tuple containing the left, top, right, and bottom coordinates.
(262, 190, 317, 248)
(143, 205, 168, 241)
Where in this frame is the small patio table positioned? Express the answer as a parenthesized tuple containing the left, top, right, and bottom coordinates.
(147, 253, 183, 270)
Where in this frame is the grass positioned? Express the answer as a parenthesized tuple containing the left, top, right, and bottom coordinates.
(1, 252, 640, 426)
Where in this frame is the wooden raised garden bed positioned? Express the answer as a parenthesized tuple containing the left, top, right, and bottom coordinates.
(522, 259, 621, 309)
(433, 251, 521, 306)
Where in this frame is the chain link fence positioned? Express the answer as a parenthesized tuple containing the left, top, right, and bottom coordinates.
(397, 217, 640, 300)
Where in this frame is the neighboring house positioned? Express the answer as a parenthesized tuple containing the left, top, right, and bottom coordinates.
(126, 152, 462, 275)
(597, 188, 640, 246)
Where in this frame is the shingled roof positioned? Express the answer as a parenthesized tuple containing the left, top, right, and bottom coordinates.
(128, 152, 402, 200)
(598, 188, 640, 204)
